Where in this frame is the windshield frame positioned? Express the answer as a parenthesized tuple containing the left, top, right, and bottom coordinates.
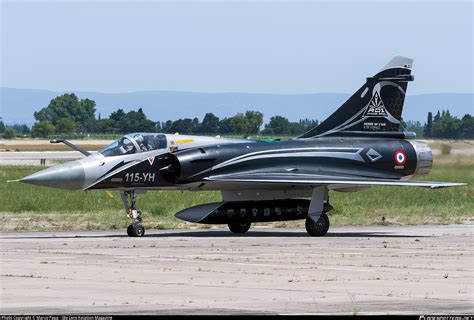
(99, 133, 168, 157)
(124, 134, 142, 152)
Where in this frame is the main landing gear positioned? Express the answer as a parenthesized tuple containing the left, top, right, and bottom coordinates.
(228, 221, 251, 234)
(121, 190, 145, 237)
(305, 186, 331, 237)
(305, 212, 330, 237)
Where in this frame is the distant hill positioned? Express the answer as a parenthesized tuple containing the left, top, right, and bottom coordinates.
(1, 87, 472, 126)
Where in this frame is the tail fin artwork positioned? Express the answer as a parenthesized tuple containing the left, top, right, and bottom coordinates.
(299, 56, 414, 139)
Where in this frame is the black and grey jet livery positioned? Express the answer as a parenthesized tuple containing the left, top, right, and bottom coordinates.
(19, 56, 465, 237)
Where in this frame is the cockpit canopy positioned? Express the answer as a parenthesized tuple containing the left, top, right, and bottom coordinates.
(99, 133, 168, 157)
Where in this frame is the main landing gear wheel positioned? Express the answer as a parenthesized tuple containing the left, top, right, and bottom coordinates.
(121, 190, 146, 237)
(305, 212, 330, 237)
(228, 222, 251, 234)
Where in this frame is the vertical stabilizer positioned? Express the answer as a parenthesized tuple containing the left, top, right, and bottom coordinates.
(299, 56, 414, 138)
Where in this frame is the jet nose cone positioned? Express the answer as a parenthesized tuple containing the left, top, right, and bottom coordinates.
(20, 161, 85, 190)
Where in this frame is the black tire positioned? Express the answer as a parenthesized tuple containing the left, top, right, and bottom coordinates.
(133, 224, 145, 237)
(127, 224, 135, 237)
(228, 222, 251, 234)
(305, 213, 330, 236)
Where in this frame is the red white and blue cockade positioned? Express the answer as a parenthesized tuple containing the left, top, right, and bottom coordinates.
(394, 150, 406, 165)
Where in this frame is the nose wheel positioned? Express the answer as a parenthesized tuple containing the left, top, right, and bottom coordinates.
(121, 190, 145, 237)
(127, 222, 145, 237)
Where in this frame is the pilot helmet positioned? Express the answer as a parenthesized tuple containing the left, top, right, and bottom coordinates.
(134, 134, 144, 144)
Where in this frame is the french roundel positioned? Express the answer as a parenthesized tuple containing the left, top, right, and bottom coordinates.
(394, 150, 406, 165)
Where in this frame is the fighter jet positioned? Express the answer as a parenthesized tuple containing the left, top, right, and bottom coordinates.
(20, 56, 465, 237)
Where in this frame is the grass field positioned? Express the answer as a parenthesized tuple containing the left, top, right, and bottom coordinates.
(0, 157, 472, 232)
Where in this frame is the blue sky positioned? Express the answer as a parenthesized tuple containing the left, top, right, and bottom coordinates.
(1, 0, 472, 94)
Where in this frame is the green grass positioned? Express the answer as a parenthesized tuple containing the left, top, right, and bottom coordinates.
(0, 166, 221, 231)
(0, 161, 472, 231)
(333, 161, 474, 225)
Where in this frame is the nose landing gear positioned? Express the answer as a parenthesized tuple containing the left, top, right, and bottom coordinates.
(121, 190, 145, 237)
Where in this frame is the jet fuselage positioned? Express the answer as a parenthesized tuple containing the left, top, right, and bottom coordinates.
(88, 137, 432, 192)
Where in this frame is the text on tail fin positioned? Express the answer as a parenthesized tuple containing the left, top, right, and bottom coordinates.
(299, 56, 414, 139)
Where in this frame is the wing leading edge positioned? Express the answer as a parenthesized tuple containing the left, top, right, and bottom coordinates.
(205, 173, 466, 189)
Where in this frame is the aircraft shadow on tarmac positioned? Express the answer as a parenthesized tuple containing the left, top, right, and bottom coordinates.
(1, 230, 430, 239)
(143, 230, 429, 238)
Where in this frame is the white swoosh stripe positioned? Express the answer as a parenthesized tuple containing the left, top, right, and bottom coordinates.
(191, 147, 364, 178)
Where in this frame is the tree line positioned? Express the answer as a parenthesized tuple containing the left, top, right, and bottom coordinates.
(403, 110, 474, 139)
(0, 93, 317, 138)
(159, 112, 318, 136)
(0, 93, 473, 139)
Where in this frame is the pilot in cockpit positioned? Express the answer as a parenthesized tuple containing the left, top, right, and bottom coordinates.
(99, 133, 169, 157)
(134, 134, 149, 152)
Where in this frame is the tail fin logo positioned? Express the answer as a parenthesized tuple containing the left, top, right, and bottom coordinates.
(363, 91, 388, 118)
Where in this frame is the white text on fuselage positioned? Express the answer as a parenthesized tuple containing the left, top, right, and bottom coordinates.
(124, 172, 155, 183)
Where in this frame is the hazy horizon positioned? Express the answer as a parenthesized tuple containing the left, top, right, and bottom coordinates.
(2, 87, 472, 126)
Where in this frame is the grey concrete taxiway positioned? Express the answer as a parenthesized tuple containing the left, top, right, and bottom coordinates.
(0, 151, 84, 165)
(1, 225, 473, 315)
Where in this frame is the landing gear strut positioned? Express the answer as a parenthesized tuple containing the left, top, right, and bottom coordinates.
(305, 187, 331, 237)
(121, 190, 145, 237)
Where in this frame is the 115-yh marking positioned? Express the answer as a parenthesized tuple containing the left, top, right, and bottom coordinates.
(125, 172, 155, 183)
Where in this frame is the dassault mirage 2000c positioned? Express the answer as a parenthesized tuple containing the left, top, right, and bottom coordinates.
(19, 56, 465, 237)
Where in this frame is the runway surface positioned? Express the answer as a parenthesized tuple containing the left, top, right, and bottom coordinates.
(0, 151, 84, 165)
(1, 225, 473, 315)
